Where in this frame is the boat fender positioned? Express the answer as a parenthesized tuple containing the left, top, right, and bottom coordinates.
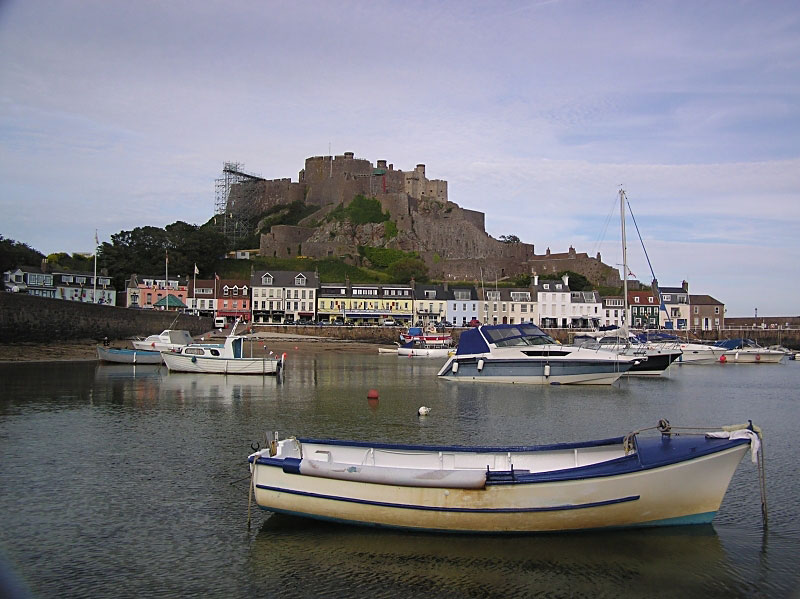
(755, 354, 761, 361)
(544, 364, 550, 378)
(477, 359, 484, 371)
(451, 361, 459, 373)
(191, 356, 197, 363)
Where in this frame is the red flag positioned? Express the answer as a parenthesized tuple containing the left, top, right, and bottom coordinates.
(215, 273, 220, 281)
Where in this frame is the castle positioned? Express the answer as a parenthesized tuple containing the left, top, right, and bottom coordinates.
(220, 152, 620, 286)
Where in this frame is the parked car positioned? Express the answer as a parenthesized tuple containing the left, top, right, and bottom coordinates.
(382, 319, 398, 326)
(333, 318, 345, 326)
(468, 318, 481, 327)
(296, 318, 312, 325)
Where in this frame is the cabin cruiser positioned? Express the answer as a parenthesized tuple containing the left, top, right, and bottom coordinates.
(132, 329, 194, 352)
(161, 334, 284, 375)
(714, 339, 786, 364)
(437, 323, 638, 385)
(636, 332, 723, 365)
(573, 332, 682, 376)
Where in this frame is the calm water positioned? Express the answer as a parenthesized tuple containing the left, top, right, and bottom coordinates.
(1, 354, 799, 598)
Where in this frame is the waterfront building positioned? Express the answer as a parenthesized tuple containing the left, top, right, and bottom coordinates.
(316, 280, 413, 325)
(125, 274, 189, 310)
(478, 287, 537, 326)
(657, 281, 690, 330)
(569, 290, 602, 328)
(601, 296, 625, 328)
(413, 284, 451, 325)
(690, 294, 725, 331)
(214, 278, 251, 324)
(628, 290, 659, 329)
(250, 271, 318, 324)
(4, 266, 56, 298)
(448, 286, 481, 326)
(533, 274, 571, 328)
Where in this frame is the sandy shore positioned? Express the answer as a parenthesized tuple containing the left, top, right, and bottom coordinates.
(0, 331, 389, 363)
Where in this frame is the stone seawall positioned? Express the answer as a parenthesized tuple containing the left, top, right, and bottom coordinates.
(0, 293, 212, 343)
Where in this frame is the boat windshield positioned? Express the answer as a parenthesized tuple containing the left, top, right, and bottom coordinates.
(484, 324, 556, 347)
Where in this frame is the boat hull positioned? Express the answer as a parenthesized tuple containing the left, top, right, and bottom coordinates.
(397, 347, 452, 358)
(722, 350, 784, 364)
(438, 357, 631, 385)
(251, 442, 749, 533)
(97, 346, 163, 364)
(162, 352, 281, 375)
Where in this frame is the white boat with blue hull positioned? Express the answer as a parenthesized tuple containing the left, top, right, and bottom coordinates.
(437, 323, 638, 385)
(248, 422, 760, 533)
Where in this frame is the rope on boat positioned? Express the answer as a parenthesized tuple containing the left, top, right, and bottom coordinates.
(623, 419, 768, 528)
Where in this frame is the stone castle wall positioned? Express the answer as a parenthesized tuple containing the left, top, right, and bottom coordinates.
(526, 248, 620, 286)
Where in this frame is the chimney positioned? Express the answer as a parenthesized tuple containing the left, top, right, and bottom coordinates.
(533, 274, 539, 286)
(40, 258, 49, 273)
(682, 280, 689, 292)
(562, 273, 569, 286)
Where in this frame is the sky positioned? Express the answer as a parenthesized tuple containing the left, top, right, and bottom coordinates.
(1, 1, 798, 316)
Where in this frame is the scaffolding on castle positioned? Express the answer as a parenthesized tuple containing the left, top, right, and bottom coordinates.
(214, 162, 265, 248)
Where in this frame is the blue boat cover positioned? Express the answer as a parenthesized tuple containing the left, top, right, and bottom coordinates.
(407, 327, 422, 336)
(714, 338, 752, 350)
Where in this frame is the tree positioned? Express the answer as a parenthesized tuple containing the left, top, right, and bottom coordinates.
(0, 235, 45, 273)
(499, 234, 520, 244)
(556, 270, 591, 291)
(387, 257, 429, 283)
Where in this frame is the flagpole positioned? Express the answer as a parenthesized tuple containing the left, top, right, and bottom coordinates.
(93, 230, 98, 304)
(193, 264, 197, 315)
(165, 249, 169, 310)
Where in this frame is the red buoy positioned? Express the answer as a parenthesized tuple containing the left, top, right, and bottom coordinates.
(719, 355, 727, 363)
(367, 389, 379, 399)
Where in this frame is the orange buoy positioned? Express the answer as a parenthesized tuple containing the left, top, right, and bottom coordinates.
(367, 389, 379, 399)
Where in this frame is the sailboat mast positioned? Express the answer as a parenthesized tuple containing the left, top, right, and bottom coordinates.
(620, 189, 628, 332)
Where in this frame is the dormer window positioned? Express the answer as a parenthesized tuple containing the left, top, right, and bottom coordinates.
(295, 274, 307, 286)
(223, 285, 230, 296)
(262, 274, 273, 285)
(556, 284, 562, 290)
(648, 297, 653, 303)
(663, 294, 671, 302)
(634, 296, 640, 303)
(543, 284, 549, 290)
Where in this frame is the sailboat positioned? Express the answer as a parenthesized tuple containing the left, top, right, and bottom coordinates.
(574, 190, 681, 376)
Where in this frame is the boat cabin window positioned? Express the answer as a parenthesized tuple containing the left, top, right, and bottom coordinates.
(484, 324, 555, 347)
(210, 349, 220, 356)
(185, 348, 205, 355)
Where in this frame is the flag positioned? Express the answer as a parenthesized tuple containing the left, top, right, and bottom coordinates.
(215, 273, 220, 281)
(94, 229, 99, 246)
(165, 250, 169, 265)
(194, 264, 199, 275)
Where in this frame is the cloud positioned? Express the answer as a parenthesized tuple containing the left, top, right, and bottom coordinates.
(0, 0, 798, 314)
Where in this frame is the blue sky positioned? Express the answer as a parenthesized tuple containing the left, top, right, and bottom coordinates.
(1, 0, 798, 315)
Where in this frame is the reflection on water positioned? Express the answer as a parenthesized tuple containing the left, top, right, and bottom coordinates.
(249, 517, 741, 599)
(0, 358, 798, 597)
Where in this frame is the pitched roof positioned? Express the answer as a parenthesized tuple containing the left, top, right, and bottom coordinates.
(690, 294, 723, 305)
(153, 294, 188, 308)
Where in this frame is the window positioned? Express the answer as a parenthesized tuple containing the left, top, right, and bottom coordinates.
(714, 307, 720, 315)
(694, 306, 699, 314)
(662, 294, 671, 302)
(634, 297, 640, 303)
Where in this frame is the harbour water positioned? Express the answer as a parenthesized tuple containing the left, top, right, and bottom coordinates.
(1, 354, 799, 598)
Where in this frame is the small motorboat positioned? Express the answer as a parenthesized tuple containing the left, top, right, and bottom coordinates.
(132, 329, 194, 352)
(96, 346, 163, 364)
(248, 420, 761, 533)
(714, 339, 786, 364)
(161, 334, 285, 375)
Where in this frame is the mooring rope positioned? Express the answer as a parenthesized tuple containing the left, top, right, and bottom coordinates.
(623, 419, 767, 528)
